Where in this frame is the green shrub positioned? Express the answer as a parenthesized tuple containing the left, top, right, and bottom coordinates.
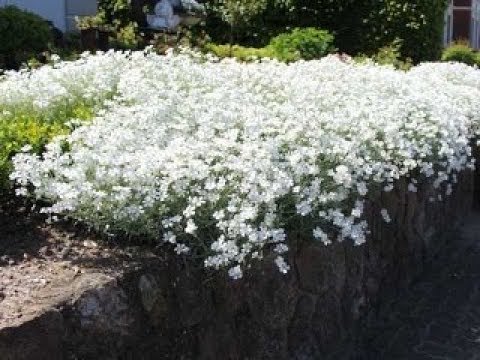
(355, 39, 412, 70)
(112, 21, 142, 50)
(441, 42, 479, 66)
(269, 28, 335, 62)
(205, 28, 335, 62)
(205, 0, 448, 63)
(351, 0, 447, 62)
(205, 43, 276, 60)
(0, 102, 94, 190)
(0, 6, 52, 69)
(98, 0, 132, 27)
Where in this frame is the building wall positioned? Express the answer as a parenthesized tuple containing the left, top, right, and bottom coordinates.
(0, 0, 97, 32)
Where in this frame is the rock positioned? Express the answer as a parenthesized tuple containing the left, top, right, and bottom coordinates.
(38, 246, 52, 257)
(83, 240, 98, 248)
(58, 245, 71, 259)
(0, 256, 7, 265)
(75, 279, 134, 336)
(138, 274, 168, 327)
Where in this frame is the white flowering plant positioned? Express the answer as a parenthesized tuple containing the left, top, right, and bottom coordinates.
(0, 50, 142, 188)
(9, 50, 480, 279)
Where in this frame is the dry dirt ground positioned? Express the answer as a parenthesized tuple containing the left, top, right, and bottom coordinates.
(0, 197, 153, 331)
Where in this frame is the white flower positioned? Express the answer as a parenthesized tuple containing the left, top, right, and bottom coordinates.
(357, 182, 368, 196)
(332, 165, 352, 187)
(351, 200, 364, 218)
(228, 265, 243, 280)
(274, 256, 290, 274)
(384, 184, 394, 192)
(163, 231, 177, 244)
(313, 227, 331, 245)
(380, 209, 391, 223)
(274, 243, 289, 254)
(174, 244, 190, 254)
(9, 51, 480, 278)
(185, 219, 198, 234)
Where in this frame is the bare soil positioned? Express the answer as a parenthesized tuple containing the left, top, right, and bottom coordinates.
(0, 196, 152, 330)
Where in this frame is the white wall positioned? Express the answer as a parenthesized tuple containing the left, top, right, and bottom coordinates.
(0, 0, 97, 32)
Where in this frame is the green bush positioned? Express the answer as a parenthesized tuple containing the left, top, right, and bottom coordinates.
(346, 0, 447, 62)
(269, 28, 335, 62)
(205, 0, 448, 63)
(0, 102, 94, 190)
(441, 42, 479, 66)
(0, 6, 52, 69)
(206, 28, 335, 62)
(205, 43, 276, 60)
(112, 21, 142, 50)
(98, 0, 133, 27)
(355, 39, 412, 70)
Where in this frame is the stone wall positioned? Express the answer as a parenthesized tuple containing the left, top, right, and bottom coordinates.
(67, 171, 474, 359)
(0, 168, 475, 360)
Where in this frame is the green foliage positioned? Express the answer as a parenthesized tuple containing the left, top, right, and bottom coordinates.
(204, 0, 448, 62)
(290, 0, 448, 62)
(205, 43, 276, 61)
(206, 0, 291, 44)
(269, 28, 335, 61)
(76, 14, 103, 30)
(205, 27, 335, 62)
(355, 39, 412, 70)
(0, 103, 94, 190)
(98, 0, 132, 28)
(362, 0, 447, 62)
(441, 42, 480, 66)
(75, 13, 114, 31)
(112, 22, 142, 49)
(0, 6, 52, 68)
(98, 0, 145, 50)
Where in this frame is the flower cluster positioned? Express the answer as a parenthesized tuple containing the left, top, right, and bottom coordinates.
(10, 52, 480, 279)
(0, 50, 144, 116)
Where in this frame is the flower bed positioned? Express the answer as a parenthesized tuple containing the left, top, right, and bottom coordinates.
(10, 52, 480, 279)
(0, 51, 142, 189)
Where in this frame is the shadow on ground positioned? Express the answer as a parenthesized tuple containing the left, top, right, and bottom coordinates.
(357, 211, 480, 360)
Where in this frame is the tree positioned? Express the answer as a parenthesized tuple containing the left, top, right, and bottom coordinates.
(208, 0, 290, 50)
